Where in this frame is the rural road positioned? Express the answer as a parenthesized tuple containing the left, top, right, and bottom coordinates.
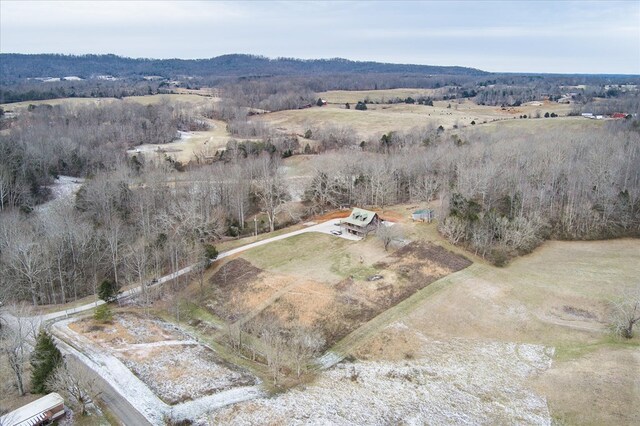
(27, 218, 357, 323)
(65, 352, 153, 426)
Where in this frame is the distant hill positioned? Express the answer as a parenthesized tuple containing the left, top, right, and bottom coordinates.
(0, 53, 488, 82)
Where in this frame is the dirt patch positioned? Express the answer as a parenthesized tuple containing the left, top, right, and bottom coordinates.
(245, 241, 471, 349)
(311, 210, 351, 221)
(250, 279, 336, 328)
(205, 259, 267, 321)
(209, 258, 263, 291)
(69, 311, 187, 347)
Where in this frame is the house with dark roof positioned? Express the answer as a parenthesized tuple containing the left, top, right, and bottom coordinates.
(340, 208, 380, 237)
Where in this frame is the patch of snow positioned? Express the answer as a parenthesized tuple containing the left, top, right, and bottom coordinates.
(178, 131, 193, 140)
(35, 176, 85, 214)
(120, 344, 257, 405)
(52, 318, 168, 425)
(171, 386, 265, 422)
(112, 340, 198, 351)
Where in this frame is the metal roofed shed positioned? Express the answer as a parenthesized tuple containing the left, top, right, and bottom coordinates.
(412, 209, 434, 222)
(340, 208, 381, 237)
(0, 393, 65, 426)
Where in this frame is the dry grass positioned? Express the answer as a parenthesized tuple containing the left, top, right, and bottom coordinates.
(353, 238, 640, 424)
(1, 93, 214, 111)
(254, 98, 577, 138)
(213, 234, 470, 349)
(532, 346, 640, 425)
(317, 88, 443, 104)
(130, 117, 234, 163)
(68, 311, 187, 347)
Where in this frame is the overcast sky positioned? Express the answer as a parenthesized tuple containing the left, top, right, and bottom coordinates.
(1, 0, 639, 74)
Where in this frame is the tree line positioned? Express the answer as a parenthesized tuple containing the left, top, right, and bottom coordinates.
(0, 100, 204, 209)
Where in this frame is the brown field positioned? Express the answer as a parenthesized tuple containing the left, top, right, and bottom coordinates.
(254, 98, 576, 138)
(69, 311, 187, 347)
(317, 88, 444, 104)
(205, 236, 471, 349)
(130, 117, 234, 164)
(1, 93, 216, 111)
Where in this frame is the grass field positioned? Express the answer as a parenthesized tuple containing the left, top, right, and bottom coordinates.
(352, 237, 640, 425)
(317, 88, 443, 104)
(203, 231, 470, 351)
(1, 93, 216, 111)
(254, 98, 577, 138)
(129, 117, 233, 163)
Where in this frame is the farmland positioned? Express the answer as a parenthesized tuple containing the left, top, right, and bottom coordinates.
(2, 66, 639, 424)
(199, 231, 640, 425)
(254, 97, 575, 137)
(204, 234, 471, 350)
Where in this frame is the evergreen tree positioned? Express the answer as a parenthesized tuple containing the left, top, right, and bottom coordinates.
(98, 279, 117, 302)
(30, 331, 62, 394)
(94, 304, 113, 323)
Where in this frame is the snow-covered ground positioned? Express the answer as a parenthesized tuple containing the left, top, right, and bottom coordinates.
(120, 343, 257, 405)
(206, 335, 553, 425)
(52, 317, 263, 425)
(127, 130, 193, 155)
(35, 175, 85, 214)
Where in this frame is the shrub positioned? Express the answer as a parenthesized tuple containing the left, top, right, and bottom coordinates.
(94, 304, 113, 323)
(490, 247, 510, 267)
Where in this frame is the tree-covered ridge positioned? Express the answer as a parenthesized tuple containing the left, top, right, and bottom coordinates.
(0, 53, 488, 82)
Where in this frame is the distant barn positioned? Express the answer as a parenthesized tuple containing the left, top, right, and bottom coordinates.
(0, 393, 65, 426)
(412, 208, 434, 222)
(340, 208, 380, 237)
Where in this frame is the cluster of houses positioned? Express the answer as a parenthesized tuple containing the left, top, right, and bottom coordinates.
(581, 112, 628, 120)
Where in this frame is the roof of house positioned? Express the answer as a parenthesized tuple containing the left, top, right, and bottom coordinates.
(412, 209, 432, 215)
(0, 393, 64, 426)
(342, 208, 378, 228)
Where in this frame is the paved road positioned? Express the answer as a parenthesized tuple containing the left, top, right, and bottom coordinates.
(65, 353, 152, 426)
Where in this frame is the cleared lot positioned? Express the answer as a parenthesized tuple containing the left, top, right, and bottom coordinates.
(69, 312, 258, 405)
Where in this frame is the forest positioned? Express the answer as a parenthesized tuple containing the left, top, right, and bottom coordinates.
(0, 61, 639, 307)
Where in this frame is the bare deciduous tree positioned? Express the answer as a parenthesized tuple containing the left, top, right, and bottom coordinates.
(252, 155, 290, 233)
(46, 360, 102, 415)
(288, 326, 324, 378)
(610, 285, 640, 339)
(376, 223, 404, 251)
(0, 304, 42, 396)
